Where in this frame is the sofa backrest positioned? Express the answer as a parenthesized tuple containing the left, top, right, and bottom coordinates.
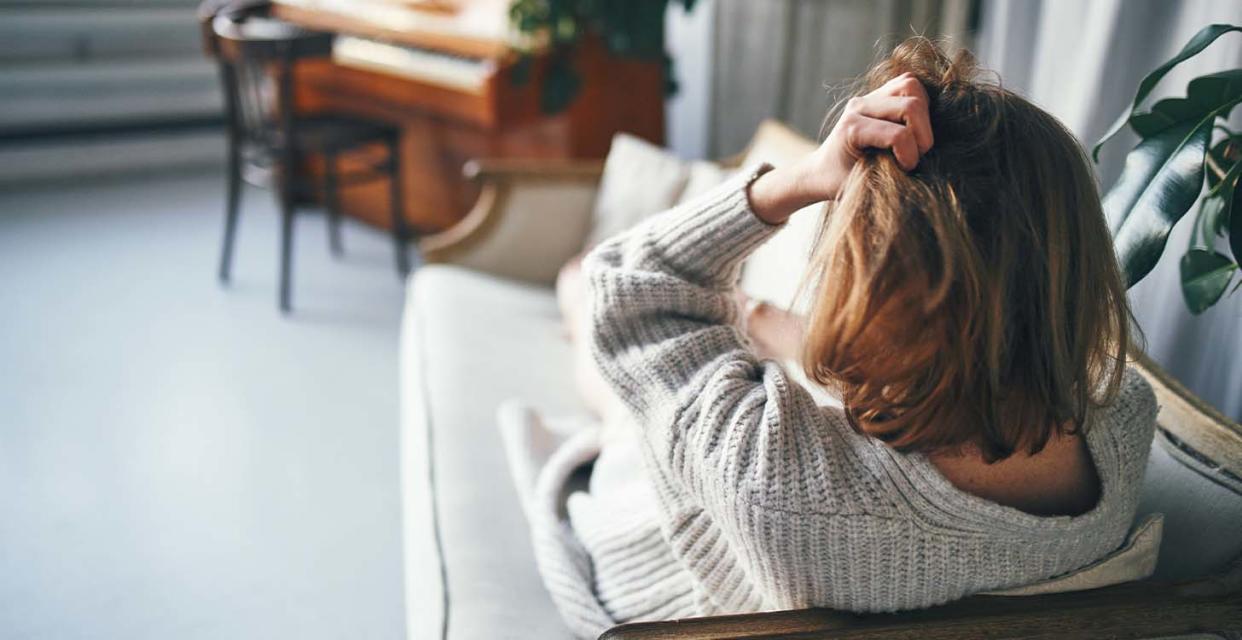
(734, 119, 1242, 582)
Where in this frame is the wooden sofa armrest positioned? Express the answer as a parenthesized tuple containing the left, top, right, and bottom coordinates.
(601, 569, 1242, 640)
(460, 157, 606, 182)
(419, 119, 804, 283)
(1130, 350, 1242, 479)
(418, 159, 605, 285)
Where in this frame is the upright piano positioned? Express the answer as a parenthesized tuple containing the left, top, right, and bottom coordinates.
(263, 0, 666, 233)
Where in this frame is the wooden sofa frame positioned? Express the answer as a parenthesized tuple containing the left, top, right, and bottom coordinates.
(415, 127, 1242, 639)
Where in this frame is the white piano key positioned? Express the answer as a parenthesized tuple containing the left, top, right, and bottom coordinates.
(332, 36, 494, 95)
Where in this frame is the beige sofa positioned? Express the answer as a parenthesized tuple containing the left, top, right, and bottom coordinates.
(398, 121, 1242, 639)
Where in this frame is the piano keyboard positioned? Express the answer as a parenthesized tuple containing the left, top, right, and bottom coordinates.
(332, 36, 494, 95)
(274, 0, 513, 55)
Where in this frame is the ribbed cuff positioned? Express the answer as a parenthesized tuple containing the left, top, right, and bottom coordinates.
(650, 163, 782, 287)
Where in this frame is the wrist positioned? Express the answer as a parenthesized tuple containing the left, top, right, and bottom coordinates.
(746, 164, 822, 225)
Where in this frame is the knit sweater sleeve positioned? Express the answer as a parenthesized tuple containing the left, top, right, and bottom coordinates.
(583, 166, 857, 513)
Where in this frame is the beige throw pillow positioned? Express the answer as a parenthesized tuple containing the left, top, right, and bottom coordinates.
(587, 134, 690, 246)
(587, 133, 730, 247)
(678, 160, 732, 205)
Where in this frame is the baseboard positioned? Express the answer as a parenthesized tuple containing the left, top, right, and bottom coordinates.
(0, 128, 226, 187)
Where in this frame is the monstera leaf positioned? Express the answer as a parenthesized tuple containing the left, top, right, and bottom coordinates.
(1104, 117, 1213, 286)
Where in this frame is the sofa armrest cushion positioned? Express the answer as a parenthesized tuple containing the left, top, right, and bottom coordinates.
(420, 176, 599, 285)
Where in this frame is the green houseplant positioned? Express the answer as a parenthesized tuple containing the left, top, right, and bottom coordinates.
(1096, 24, 1242, 314)
(508, 0, 698, 113)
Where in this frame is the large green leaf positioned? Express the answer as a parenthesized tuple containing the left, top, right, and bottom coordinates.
(1180, 249, 1238, 313)
(1105, 116, 1213, 287)
(1233, 180, 1242, 263)
(1194, 153, 1242, 245)
(1093, 24, 1242, 161)
(1194, 193, 1229, 247)
(1130, 70, 1242, 138)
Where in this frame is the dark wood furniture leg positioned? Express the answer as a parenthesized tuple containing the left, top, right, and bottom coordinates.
(217, 65, 243, 284)
(388, 135, 411, 277)
(324, 148, 343, 256)
(277, 177, 296, 313)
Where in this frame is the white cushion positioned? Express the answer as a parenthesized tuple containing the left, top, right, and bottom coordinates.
(587, 134, 692, 246)
(678, 160, 732, 204)
(591, 125, 818, 306)
(400, 266, 583, 639)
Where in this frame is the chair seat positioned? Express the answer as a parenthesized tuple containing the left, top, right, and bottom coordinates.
(238, 114, 397, 191)
(294, 115, 397, 152)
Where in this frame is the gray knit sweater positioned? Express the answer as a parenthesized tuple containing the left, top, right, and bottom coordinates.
(528, 166, 1158, 638)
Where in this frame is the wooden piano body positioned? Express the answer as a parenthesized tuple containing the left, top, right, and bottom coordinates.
(267, 0, 666, 233)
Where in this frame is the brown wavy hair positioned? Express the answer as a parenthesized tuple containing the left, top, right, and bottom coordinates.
(801, 37, 1133, 462)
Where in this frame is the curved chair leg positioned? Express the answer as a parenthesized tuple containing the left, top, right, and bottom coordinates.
(278, 186, 296, 313)
(218, 142, 243, 283)
(324, 149, 343, 257)
(388, 136, 411, 277)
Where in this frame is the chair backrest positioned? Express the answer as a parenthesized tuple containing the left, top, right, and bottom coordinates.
(198, 0, 272, 56)
(209, 13, 331, 161)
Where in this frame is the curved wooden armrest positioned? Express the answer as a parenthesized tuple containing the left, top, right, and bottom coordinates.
(461, 158, 605, 183)
(417, 180, 504, 259)
(601, 572, 1242, 640)
(1130, 349, 1242, 480)
(417, 158, 603, 284)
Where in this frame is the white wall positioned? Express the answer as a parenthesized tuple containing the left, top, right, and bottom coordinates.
(664, 0, 716, 160)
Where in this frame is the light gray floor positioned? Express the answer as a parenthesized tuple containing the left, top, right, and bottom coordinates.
(0, 169, 409, 639)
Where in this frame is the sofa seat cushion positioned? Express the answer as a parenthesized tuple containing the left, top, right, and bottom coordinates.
(400, 265, 583, 639)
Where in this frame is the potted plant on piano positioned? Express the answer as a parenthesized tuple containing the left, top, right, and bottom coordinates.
(509, 0, 698, 113)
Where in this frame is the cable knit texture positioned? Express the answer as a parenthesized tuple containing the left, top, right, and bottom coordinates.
(530, 166, 1158, 638)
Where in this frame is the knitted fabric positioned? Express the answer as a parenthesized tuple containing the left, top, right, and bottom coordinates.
(523, 166, 1157, 638)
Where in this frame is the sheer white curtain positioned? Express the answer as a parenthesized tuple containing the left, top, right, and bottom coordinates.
(975, 0, 1242, 421)
(708, 0, 972, 156)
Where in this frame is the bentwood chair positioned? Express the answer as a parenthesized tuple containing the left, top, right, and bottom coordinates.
(209, 11, 411, 312)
